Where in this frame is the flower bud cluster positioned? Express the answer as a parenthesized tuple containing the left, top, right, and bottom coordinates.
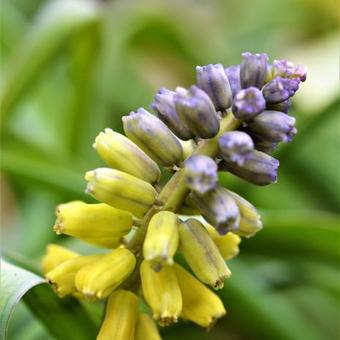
(218, 52, 306, 185)
(42, 52, 306, 339)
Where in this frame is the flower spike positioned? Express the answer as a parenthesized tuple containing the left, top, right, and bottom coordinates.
(43, 51, 307, 338)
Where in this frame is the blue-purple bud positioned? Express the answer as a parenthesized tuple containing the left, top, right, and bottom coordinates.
(190, 186, 240, 235)
(262, 76, 300, 104)
(232, 87, 266, 120)
(196, 64, 232, 111)
(266, 99, 291, 113)
(151, 88, 193, 141)
(218, 131, 254, 166)
(174, 86, 220, 139)
(219, 150, 279, 186)
(240, 52, 268, 89)
(247, 110, 297, 143)
(224, 65, 241, 97)
(184, 155, 218, 194)
(272, 59, 307, 82)
(122, 108, 183, 166)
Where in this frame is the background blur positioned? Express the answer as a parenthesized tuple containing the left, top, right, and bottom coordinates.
(1, 0, 339, 339)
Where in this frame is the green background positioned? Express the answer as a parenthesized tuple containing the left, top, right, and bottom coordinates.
(1, 0, 339, 339)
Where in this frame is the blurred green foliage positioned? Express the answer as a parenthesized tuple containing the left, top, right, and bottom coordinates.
(0, 0, 339, 339)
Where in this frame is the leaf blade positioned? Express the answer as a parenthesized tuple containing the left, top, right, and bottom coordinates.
(0, 0, 100, 123)
(0, 260, 44, 339)
(23, 285, 100, 340)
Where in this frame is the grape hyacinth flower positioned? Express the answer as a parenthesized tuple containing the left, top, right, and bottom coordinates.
(174, 85, 220, 138)
(190, 185, 240, 235)
(240, 52, 268, 89)
(151, 88, 193, 141)
(225, 64, 241, 97)
(196, 64, 232, 111)
(272, 59, 307, 81)
(42, 52, 307, 339)
(262, 76, 300, 103)
(122, 108, 183, 166)
(247, 110, 297, 143)
(184, 155, 218, 194)
(220, 150, 280, 186)
(218, 131, 254, 165)
(232, 86, 266, 120)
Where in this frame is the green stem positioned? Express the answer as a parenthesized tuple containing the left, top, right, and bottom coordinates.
(126, 112, 240, 253)
(193, 111, 239, 156)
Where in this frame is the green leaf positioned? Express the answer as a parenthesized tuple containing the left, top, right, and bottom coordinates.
(278, 98, 340, 211)
(0, 0, 100, 124)
(0, 147, 85, 197)
(0, 1, 27, 51)
(218, 259, 326, 340)
(8, 301, 51, 340)
(285, 286, 339, 340)
(242, 210, 339, 263)
(2, 250, 41, 275)
(0, 260, 44, 339)
(1, 259, 100, 340)
(2, 189, 61, 258)
(23, 285, 99, 340)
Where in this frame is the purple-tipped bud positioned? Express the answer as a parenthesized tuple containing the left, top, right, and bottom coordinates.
(196, 64, 232, 111)
(218, 131, 254, 166)
(266, 99, 292, 113)
(151, 88, 193, 141)
(122, 108, 183, 166)
(232, 87, 266, 120)
(240, 52, 268, 89)
(219, 150, 279, 186)
(174, 86, 220, 139)
(225, 65, 241, 97)
(272, 59, 307, 82)
(190, 186, 240, 235)
(184, 155, 218, 194)
(247, 110, 297, 143)
(262, 76, 300, 104)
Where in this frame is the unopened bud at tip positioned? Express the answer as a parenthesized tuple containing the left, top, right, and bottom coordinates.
(240, 52, 268, 89)
(262, 76, 300, 104)
(196, 63, 232, 111)
(225, 64, 241, 97)
(272, 59, 307, 82)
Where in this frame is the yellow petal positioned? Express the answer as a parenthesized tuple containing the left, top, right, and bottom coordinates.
(46, 254, 103, 297)
(42, 244, 79, 275)
(175, 264, 226, 328)
(53, 201, 132, 248)
(179, 218, 231, 289)
(75, 247, 136, 299)
(97, 290, 138, 340)
(143, 211, 179, 270)
(140, 260, 182, 326)
(135, 313, 161, 340)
